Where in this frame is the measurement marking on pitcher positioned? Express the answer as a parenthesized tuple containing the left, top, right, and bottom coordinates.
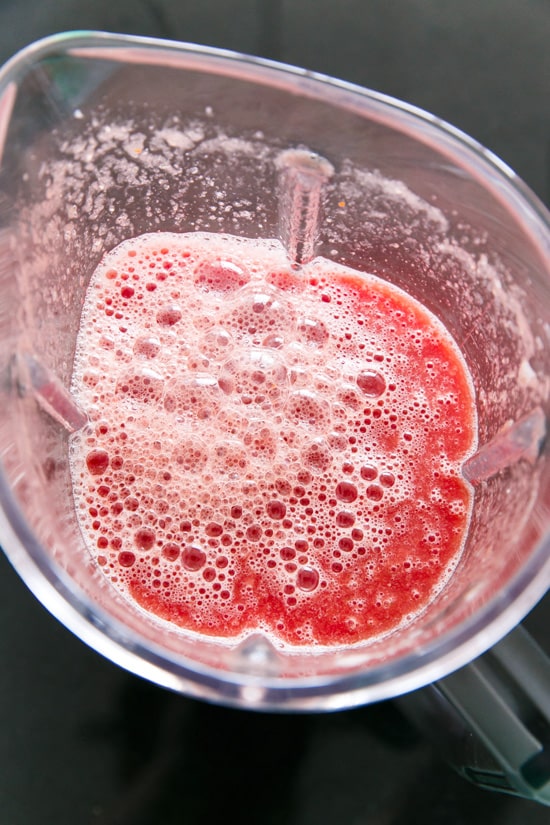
(276, 149, 334, 268)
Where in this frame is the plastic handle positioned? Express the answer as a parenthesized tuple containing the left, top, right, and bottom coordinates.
(396, 624, 550, 805)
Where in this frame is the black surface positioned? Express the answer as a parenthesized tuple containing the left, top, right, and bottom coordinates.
(1, 3, 549, 824)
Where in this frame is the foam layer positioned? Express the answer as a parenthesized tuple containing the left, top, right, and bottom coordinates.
(69, 232, 476, 647)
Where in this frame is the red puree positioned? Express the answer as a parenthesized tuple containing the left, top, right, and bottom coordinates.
(70, 232, 476, 648)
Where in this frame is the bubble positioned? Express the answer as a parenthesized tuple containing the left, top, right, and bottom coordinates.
(296, 567, 319, 592)
(156, 305, 182, 326)
(118, 551, 136, 567)
(275, 478, 292, 497)
(266, 500, 287, 520)
(288, 365, 311, 387)
(201, 327, 233, 359)
(99, 334, 115, 349)
(243, 425, 278, 461)
(212, 439, 248, 474)
(114, 347, 133, 362)
(357, 371, 386, 396)
(83, 369, 100, 387)
(134, 527, 156, 551)
(133, 336, 161, 358)
(228, 284, 294, 336)
(205, 522, 224, 537)
(366, 484, 384, 501)
(164, 374, 221, 419)
(311, 372, 333, 394)
(296, 316, 330, 347)
(338, 537, 354, 552)
(328, 432, 348, 451)
(194, 259, 248, 293)
(380, 471, 395, 487)
(246, 525, 263, 542)
(335, 481, 358, 503)
(262, 333, 285, 349)
(182, 544, 207, 571)
(301, 438, 333, 473)
(86, 449, 109, 475)
(360, 465, 378, 481)
(280, 546, 296, 561)
(337, 383, 362, 409)
(172, 436, 209, 473)
(297, 469, 312, 486)
(336, 511, 355, 527)
(117, 368, 164, 403)
(219, 349, 288, 407)
(162, 543, 180, 561)
(287, 390, 331, 429)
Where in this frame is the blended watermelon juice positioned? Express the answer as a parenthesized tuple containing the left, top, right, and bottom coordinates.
(69, 232, 476, 648)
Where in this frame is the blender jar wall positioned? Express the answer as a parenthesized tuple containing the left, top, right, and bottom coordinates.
(0, 33, 548, 707)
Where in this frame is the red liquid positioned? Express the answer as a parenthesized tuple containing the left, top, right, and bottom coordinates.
(70, 233, 476, 647)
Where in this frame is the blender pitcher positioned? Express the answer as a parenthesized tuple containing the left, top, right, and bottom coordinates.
(0, 32, 549, 804)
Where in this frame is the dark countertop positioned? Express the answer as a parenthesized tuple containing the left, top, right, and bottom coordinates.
(1, 3, 549, 824)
